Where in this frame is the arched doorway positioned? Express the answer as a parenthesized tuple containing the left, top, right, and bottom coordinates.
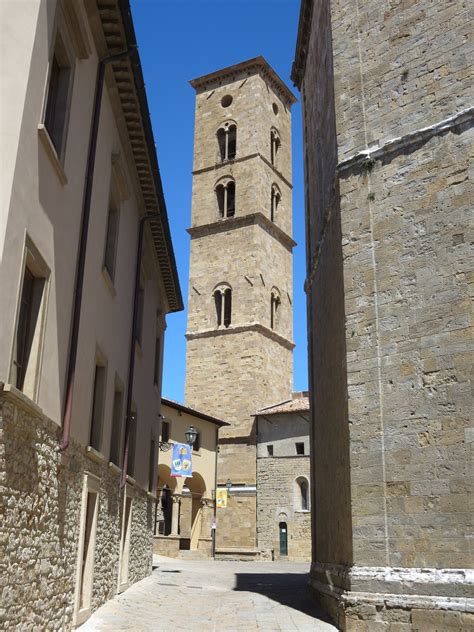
(184, 472, 206, 550)
(157, 464, 176, 535)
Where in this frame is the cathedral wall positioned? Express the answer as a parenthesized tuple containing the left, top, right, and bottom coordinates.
(341, 128, 473, 570)
(331, 0, 473, 160)
(295, 0, 473, 626)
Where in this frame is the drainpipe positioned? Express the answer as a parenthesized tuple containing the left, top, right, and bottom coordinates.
(59, 48, 132, 452)
(120, 212, 157, 487)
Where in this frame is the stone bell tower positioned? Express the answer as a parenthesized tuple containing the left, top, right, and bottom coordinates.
(185, 57, 296, 554)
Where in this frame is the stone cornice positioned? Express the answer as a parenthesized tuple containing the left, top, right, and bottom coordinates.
(190, 56, 297, 108)
(192, 152, 293, 190)
(310, 562, 474, 606)
(185, 322, 295, 351)
(88, 0, 183, 312)
(291, 0, 314, 89)
(187, 212, 296, 251)
(337, 106, 474, 177)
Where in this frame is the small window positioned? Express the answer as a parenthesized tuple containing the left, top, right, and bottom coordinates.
(13, 263, 47, 395)
(214, 285, 232, 328)
(267, 445, 273, 457)
(109, 384, 124, 466)
(135, 282, 145, 345)
(148, 438, 156, 493)
(217, 122, 237, 162)
(272, 102, 279, 115)
(295, 442, 305, 455)
(127, 409, 137, 477)
(270, 128, 281, 167)
(89, 362, 107, 452)
(270, 288, 281, 331)
(103, 194, 119, 282)
(297, 477, 309, 511)
(44, 33, 72, 156)
(271, 184, 281, 222)
(193, 431, 201, 452)
(215, 178, 236, 219)
(161, 420, 170, 443)
(221, 95, 233, 108)
(153, 335, 161, 386)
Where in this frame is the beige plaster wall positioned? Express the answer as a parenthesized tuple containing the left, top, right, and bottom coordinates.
(159, 403, 219, 498)
(0, 0, 167, 494)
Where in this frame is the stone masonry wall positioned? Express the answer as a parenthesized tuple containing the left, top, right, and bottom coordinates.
(0, 389, 152, 630)
(295, 0, 473, 627)
(257, 456, 311, 561)
(342, 126, 473, 570)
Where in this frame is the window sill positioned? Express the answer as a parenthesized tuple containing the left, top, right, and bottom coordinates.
(295, 510, 310, 514)
(102, 267, 117, 298)
(38, 124, 68, 186)
(126, 474, 136, 486)
(85, 445, 105, 464)
(108, 461, 121, 475)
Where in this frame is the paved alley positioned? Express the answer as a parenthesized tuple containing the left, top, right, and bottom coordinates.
(80, 555, 338, 631)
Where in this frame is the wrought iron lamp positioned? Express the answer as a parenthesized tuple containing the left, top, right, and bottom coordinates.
(185, 424, 198, 447)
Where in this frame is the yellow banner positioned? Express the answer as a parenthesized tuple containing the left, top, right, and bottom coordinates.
(216, 488, 228, 508)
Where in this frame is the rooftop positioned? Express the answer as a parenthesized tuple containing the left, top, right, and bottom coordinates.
(161, 398, 230, 427)
(190, 56, 297, 107)
(256, 392, 310, 416)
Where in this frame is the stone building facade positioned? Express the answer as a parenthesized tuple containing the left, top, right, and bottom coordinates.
(153, 398, 228, 558)
(292, 0, 473, 629)
(0, 0, 182, 628)
(256, 393, 311, 562)
(185, 58, 297, 556)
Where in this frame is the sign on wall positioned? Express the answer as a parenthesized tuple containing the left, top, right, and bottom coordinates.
(171, 443, 193, 477)
(216, 488, 228, 508)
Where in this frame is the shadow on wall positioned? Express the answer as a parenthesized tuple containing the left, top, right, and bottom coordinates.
(234, 572, 333, 623)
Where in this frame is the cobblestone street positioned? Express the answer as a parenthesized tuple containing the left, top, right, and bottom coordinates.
(80, 555, 337, 631)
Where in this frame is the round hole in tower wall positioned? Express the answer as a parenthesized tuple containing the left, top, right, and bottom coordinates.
(272, 102, 279, 115)
(221, 95, 233, 108)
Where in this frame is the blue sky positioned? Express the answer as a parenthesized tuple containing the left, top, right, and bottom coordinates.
(130, 0, 307, 402)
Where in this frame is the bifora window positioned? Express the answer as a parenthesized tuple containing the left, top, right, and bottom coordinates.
(215, 178, 235, 219)
(271, 184, 281, 222)
(217, 121, 237, 162)
(214, 284, 232, 328)
(270, 128, 281, 167)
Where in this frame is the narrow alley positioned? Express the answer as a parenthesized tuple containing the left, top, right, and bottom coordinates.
(80, 556, 337, 631)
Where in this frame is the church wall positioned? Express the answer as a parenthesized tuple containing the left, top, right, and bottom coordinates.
(294, 0, 473, 627)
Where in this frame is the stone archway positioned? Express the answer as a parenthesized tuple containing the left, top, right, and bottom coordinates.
(157, 464, 177, 535)
(184, 472, 206, 550)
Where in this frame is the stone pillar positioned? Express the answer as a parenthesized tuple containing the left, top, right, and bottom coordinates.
(171, 495, 180, 535)
(200, 497, 214, 537)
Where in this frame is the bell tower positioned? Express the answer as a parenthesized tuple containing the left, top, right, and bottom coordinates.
(185, 57, 296, 553)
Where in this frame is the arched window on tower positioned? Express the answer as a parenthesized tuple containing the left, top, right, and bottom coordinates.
(270, 128, 281, 167)
(296, 476, 309, 511)
(270, 287, 281, 330)
(215, 178, 236, 219)
(271, 184, 281, 222)
(217, 121, 237, 162)
(213, 284, 232, 328)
